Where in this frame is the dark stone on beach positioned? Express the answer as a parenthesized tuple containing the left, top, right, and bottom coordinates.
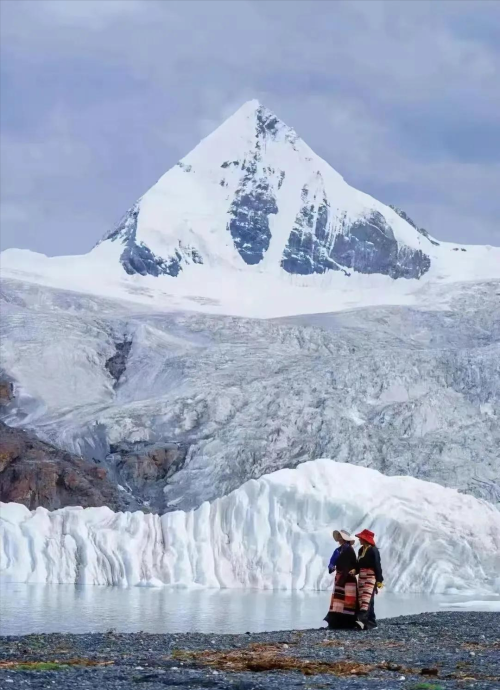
(0, 612, 498, 689)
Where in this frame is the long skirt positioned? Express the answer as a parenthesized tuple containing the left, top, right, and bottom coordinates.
(358, 567, 377, 629)
(324, 571, 358, 629)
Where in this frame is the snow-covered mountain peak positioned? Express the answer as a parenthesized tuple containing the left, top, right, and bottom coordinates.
(98, 99, 437, 281)
(1, 99, 499, 318)
(182, 99, 300, 165)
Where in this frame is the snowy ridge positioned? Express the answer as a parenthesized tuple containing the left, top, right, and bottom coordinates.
(1, 100, 499, 319)
(2, 461, 499, 593)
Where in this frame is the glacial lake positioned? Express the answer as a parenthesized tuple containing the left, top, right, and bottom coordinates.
(1, 583, 499, 636)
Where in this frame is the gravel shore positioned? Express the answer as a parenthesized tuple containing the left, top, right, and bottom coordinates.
(0, 612, 498, 689)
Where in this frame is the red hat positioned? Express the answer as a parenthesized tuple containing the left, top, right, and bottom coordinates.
(355, 529, 376, 546)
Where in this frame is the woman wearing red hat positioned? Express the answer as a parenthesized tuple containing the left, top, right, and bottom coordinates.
(353, 529, 384, 630)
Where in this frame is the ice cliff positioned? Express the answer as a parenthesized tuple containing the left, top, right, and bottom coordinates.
(2, 461, 499, 594)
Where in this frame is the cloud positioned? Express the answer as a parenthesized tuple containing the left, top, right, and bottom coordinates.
(1, 0, 499, 253)
(42, 0, 144, 24)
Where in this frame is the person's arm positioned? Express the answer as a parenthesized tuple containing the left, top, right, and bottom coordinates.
(328, 547, 340, 573)
(373, 547, 384, 584)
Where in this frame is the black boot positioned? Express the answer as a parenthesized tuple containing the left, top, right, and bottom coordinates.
(356, 611, 368, 630)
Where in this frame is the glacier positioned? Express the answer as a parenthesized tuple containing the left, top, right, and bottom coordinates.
(1, 278, 499, 510)
(2, 461, 499, 594)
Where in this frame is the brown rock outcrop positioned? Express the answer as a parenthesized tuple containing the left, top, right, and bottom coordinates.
(0, 381, 14, 406)
(0, 421, 135, 512)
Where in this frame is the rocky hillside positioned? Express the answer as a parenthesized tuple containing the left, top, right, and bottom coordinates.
(0, 420, 137, 512)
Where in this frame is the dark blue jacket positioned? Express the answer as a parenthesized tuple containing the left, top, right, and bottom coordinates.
(328, 543, 356, 573)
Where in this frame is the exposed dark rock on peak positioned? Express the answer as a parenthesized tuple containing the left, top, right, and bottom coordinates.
(256, 106, 281, 139)
(106, 204, 203, 278)
(331, 211, 431, 279)
(281, 184, 340, 275)
(228, 154, 278, 265)
(389, 205, 440, 247)
(281, 193, 430, 280)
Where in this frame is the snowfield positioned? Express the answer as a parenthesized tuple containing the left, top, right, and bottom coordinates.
(2, 461, 499, 593)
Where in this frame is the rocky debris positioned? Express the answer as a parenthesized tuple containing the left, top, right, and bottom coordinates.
(0, 612, 498, 689)
(105, 440, 188, 512)
(105, 338, 133, 385)
(0, 421, 135, 511)
(0, 368, 186, 512)
(0, 382, 13, 406)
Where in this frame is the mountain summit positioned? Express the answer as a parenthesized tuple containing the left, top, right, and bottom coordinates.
(100, 99, 434, 280)
(2, 100, 499, 317)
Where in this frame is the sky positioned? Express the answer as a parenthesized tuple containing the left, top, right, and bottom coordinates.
(1, 0, 499, 255)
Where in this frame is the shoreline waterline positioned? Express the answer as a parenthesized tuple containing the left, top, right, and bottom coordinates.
(0, 612, 498, 690)
(1, 581, 499, 636)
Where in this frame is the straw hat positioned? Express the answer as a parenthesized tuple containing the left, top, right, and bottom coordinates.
(332, 529, 355, 543)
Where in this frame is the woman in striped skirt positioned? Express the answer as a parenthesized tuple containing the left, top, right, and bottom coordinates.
(324, 529, 358, 629)
(354, 529, 384, 630)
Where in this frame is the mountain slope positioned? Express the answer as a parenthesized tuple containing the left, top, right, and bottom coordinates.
(1, 100, 499, 318)
(0, 421, 134, 512)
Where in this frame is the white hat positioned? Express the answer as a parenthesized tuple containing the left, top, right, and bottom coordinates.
(333, 529, 355, 543)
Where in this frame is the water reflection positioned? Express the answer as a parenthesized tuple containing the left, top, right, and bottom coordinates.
(1, 583, 498, 636)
